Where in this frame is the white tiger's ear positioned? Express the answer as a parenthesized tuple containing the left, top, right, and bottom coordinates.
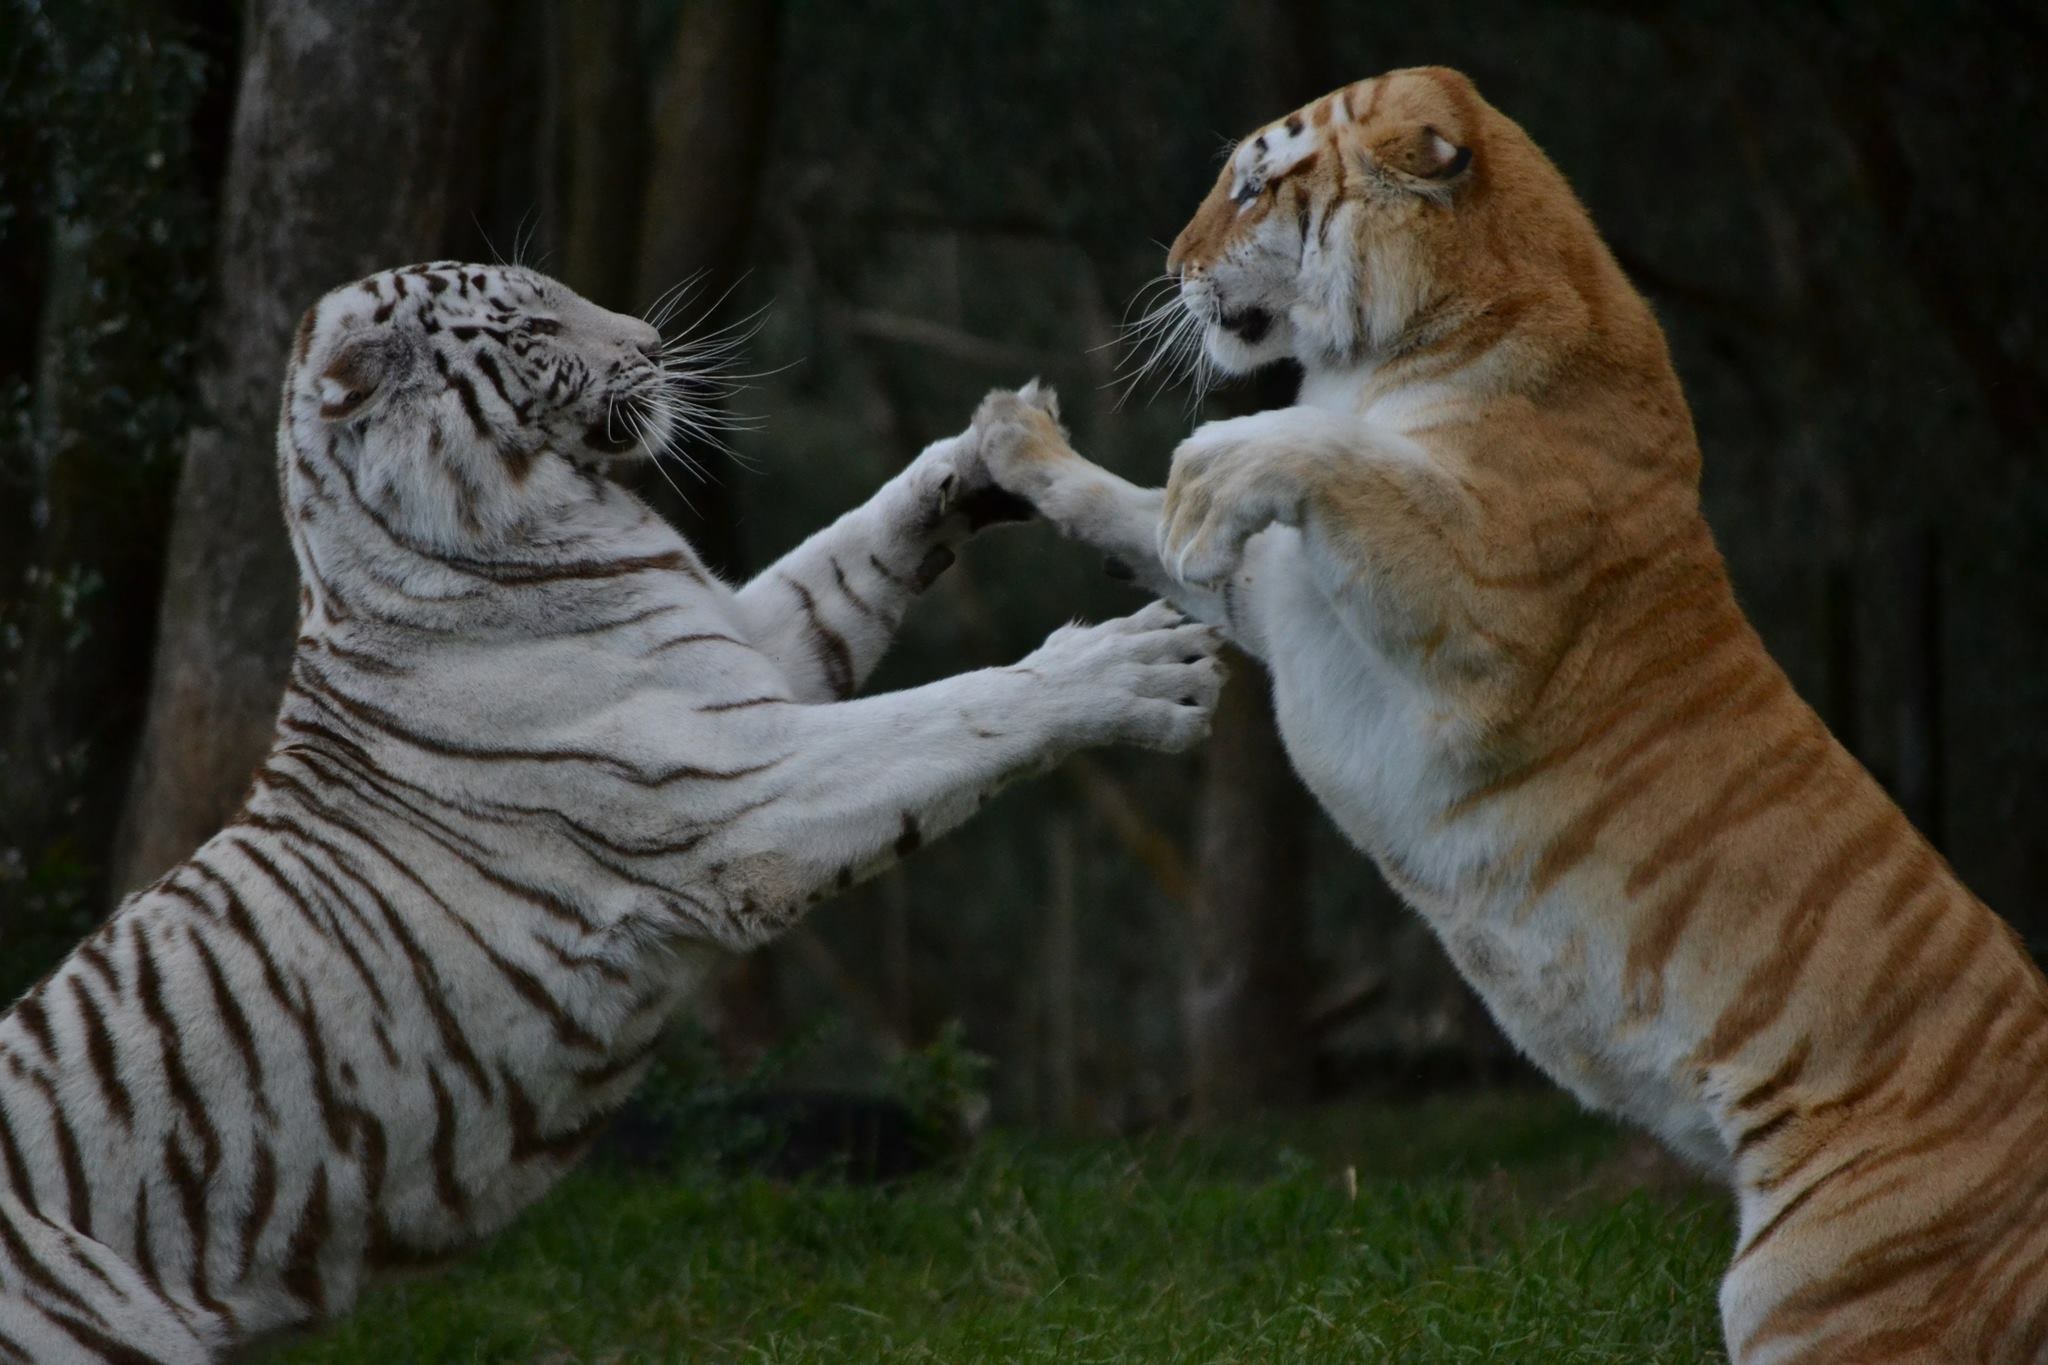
(317, 333, 413, 422)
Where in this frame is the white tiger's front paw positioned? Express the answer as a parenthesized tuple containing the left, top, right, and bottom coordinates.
(906, 424, 1038, 538)
(903, 440, 971, 521)
(1023, 600, 1225, 752)
(1158, 419, 1310, 587)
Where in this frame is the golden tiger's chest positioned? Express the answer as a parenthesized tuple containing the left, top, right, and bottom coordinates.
(1261, 552, 1731, 1173)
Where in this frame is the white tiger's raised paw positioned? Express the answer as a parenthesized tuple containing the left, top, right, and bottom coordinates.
(1022, 599, 1226, 752)
(971, 379, 1074, 509)
(904, 443, 968, 518)
(898, 425, 1039, 545)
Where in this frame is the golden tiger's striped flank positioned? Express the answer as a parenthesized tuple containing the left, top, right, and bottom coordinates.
(975, 65, 2048, 1363)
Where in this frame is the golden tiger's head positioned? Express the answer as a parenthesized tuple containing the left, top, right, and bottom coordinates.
(1164, 66, 1625, 380)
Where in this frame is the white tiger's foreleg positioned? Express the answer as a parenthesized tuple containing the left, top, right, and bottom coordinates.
(729, 429, 1030, 701)
(704, 601, 1224, 947)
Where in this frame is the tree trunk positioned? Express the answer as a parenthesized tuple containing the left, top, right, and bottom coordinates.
(1895, 525, 1942, 848)
(1184, 658, 1317, 1120)
(110, 0, 496, 894)
(1178, 0, 1346, 1120)
(555, 1, 648, 313)
(1044, 819, 1081, 1127)
(628, 0, 786, 1055)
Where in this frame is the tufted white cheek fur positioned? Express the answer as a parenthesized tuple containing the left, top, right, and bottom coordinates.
(1292, 201, 1363, 361)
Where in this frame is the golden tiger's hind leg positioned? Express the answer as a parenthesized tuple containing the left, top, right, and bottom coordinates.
(1719, 1192, 2048, 1365)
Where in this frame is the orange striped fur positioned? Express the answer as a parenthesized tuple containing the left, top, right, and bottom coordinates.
(976, 67, 2048, 1363)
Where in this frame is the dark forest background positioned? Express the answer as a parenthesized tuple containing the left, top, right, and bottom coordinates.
(2, 0, 2043, 1130)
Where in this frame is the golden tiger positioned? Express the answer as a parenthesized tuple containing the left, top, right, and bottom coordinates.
(975, 66, 2048, 1363)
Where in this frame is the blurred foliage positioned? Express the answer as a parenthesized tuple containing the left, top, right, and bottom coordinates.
(597, 1015, 989, 1178)
(613, 1017, 845, 1173)
(887, 1018, 995, 1153)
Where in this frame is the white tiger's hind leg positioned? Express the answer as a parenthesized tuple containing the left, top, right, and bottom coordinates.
(730, 428, 1031, 701)
(0, 1204, 215, 1364)
(706, 601, 1225, 946)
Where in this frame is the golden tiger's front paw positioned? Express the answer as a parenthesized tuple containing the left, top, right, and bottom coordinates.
(1159, 420, 1309, 587)
(971, 380, 1075, 507)
(906, 390, 1046, 537)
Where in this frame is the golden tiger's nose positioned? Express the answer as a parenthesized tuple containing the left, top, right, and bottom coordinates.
(1167, 197, 1231, 277)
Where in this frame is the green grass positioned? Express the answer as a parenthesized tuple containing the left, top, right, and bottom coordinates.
(268, 1091, 1731, 1363)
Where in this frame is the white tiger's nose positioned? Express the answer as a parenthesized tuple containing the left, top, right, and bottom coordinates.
(557, 288, 663, 356)
(623, 317, 662, 354)
(594, 311, 660, 357)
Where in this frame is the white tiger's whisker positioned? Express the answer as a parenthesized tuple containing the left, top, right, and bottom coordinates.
(643, 271, 711, 334)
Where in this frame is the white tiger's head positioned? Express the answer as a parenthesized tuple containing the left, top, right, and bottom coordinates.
(285, 263, 694, 546)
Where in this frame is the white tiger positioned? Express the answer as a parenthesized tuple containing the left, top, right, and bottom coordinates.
(0, 262, 1224, 1361)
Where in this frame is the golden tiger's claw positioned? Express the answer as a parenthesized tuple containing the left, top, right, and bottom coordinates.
(1014, 377, 1062, 426)
(971, 382, 1078, 508)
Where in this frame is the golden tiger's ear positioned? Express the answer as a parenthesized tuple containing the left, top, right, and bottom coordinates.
(1376, 124, 1473, 182)
(1419, 128, 1472, 179)
(316, 333, 408, 421)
